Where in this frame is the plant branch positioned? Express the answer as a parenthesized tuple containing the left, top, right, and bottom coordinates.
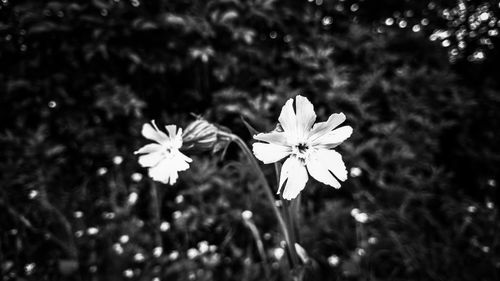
(218, 131, 296, 267)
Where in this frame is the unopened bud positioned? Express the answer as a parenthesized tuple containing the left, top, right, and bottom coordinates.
(182, 119, 219, 153)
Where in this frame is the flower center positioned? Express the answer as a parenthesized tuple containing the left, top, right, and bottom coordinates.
(161, 145, 176, 158)
(292, 143, 310, 162)
(297, 143, 308, 154)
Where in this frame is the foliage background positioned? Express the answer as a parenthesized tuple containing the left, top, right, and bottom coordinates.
(1, 0, 500, 280)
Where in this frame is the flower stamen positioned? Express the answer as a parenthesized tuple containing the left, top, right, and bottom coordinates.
(292, 143, 310, 162)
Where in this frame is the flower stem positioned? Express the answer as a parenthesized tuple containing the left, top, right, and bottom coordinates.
(219, 132, 297, 268)
(243, 217, 271, 279)
(150, 181, 163, 249)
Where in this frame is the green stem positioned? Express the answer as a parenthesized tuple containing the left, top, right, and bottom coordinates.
(290, 194, 302, 244)
(243, 217, 271, 279)
(281, 198, 299, 267)
(220, 132, 297, 268)
(150, 181, 163, 249)
(274, 163, 301, 268)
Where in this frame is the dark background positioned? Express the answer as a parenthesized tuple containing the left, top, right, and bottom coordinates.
(1, 0, 500, 280)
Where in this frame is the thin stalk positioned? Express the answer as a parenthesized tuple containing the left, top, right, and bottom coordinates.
(243, 217, 271, 279)
(274, 164, 300, 268)
(150, 181, 163, 249)
(281, 198, 299, 267)
(290, 194, 302, 244)
(219, 132, 296, 267)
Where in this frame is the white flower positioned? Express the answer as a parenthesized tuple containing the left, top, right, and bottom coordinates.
(272, 247, 285, 260)
(187, 248, 200, 259)
(153, 246, 163, 257)
(353, 212, 369, 223)
(327, 255, 340, 266)
(252, 95, 352, 200)
(135, 121, 192, 185)
(241, 210, 253, 220)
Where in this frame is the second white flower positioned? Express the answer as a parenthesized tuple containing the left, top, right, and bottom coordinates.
(252, 95, 353, 200)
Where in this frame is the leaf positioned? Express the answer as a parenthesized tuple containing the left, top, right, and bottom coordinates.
(92, 0, 112, 9)
(28, 21, 59, 34)
(159, 13, 186, 26)
(220, 10, 239, 23)
(132, 18, 159, 30)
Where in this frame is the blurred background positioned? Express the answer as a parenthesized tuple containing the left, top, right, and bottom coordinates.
(1, 0, 500, 280)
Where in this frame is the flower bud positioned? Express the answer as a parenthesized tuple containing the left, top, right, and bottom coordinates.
(182, 119, 219, 153)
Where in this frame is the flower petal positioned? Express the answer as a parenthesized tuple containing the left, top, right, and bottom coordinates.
(295, 95, 316, 141)
(252, 143, 291, 164)
(175, 151, 193, 164)
(253, 131, 289, 146)
(134, 143, 162, 155)
(308, 113, 346, 142)
(148, 160, 176, 184)
(142, 122, 168, 143)
(148, 152, 191, 185)
(278, 156, 292, 193)
(281, 157, 308, 200)
(278, 98, 297, 142)
(316, 149, 348, 181)
(165, 125, 178, 138)
(306, 152, 341, 188)
(138, 152, 164, 167)
(311, 126, 353, 148)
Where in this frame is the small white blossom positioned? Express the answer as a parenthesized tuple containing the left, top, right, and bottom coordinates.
(160, 221, 171, 232)
(102, 212, 115, 219)
(327, 255, 339, 266)
(25, 263, 36, 274)
(134, 253, 145, 262)
(198, 241, 209, 254)
(241, 210, 253, 220)
(349, 167, 362, 177)
(169, 251, 179, 261)
(153, 247, 163, 257)
(253, 96, 352, 200)
(119, 235, 130, 243)
(354, 212, 369, 223)
(28, 190, 39, 199)
(467, 206, 477, 213)
(135, 121, 192, 185)
(272, 248, 285, 260)
(173, 211, 182, 220)
(131, 173, 143, 182)
(127, 192, 139, 205)
(97, 167, 108, 176)
(113, 155, 123, 165)
(187, 248, 200, 259)
(487, 179, 496, 187)
(113, 243, 124, 254)
(356, 248, 366, 256)
(175, 195, 184, 204)
(123, 269, 134, 278)
(487, 201, 494, 209)
(263, 233, 272, 240)
(86, 227, 99, 235)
